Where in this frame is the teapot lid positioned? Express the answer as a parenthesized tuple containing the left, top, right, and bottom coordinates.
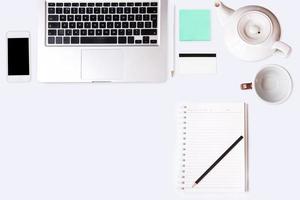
(238, 11, 275, 45)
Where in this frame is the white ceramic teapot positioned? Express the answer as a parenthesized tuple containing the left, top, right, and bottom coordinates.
(215, 0, 292, 62)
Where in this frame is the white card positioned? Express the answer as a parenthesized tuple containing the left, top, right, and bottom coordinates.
(177, 53, 217, 75)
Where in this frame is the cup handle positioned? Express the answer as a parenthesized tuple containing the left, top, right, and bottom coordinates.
(272, 41, 292, 58)
(241, 83, 253, 90)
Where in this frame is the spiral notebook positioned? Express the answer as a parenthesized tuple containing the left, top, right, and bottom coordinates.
(177, 103, 248, 193)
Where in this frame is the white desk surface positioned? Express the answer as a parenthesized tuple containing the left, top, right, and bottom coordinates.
(0, 0, 299, 199)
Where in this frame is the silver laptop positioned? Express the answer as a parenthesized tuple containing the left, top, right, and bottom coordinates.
(37, 0, 169, 82)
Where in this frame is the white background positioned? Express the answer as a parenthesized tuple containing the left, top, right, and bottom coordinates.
(0, 0, 299, 199)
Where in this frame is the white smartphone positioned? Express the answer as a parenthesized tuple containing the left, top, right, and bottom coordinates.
(7, 31, 31, 82)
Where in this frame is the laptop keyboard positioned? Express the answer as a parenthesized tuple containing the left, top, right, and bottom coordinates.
(46, 1, 160, 46)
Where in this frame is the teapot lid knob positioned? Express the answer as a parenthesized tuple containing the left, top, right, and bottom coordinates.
(215, 0, 221, 7)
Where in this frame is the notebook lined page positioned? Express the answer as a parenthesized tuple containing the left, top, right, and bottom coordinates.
(178, 103, 247, 193)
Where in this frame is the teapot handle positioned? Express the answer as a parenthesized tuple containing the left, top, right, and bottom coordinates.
(272, 41, 292, 58)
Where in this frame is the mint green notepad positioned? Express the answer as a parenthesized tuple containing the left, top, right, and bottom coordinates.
(179, 10, 211, 41)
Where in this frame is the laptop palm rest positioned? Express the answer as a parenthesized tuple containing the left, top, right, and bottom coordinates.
(81, 49, 124, 81)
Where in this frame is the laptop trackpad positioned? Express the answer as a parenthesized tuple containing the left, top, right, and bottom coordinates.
(82, 49, 124, 81)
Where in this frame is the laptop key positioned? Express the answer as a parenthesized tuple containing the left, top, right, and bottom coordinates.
(121, 15, 127, 21)
(128, 15, 134, 21)
(88, 30, 95, 35)
(63, 37, 71, 44)
(87, 8, 93, 14)
(107, 22, 113, 28)
(94, 8, 100, 14)
(58, 30, 64, 36)
(128, 36, 134, 44)
(130, 22, 136, 28)
(79, 8, 85, 14)
(126, 29, 132, 35)
(90, 15, 97, 21)
(118, 29, 125, 35)
(140, 7, 146, 13)
(147, 7, 157, 13)
(67, 15, 74, 21)
(71, 37, 80, 44)
(49, 22, 60, 28)
(60, 15, 66, 21)
(48, 15, 59, 21)
(64, 8, 71, 14)
(62, 22, 68, 28)
(83, 15, 89, 21)
(75, 15, 81, 21)
(122, 22, 129, 28)
(73, 29, 80, 35)
(105, 15, 112, 21)
(71, 8, 78, 14)
(77, 22, 83, 28)
(141, 29, 157, 35)
(92, 22, 98, 28)
(145, 22, 151, 28)
(150, 39, 157, 44)
(132, 7, 138, 13)
(48, 8, 55, 14)
(48, 30, 57, 36)
(118, 37, 127, 44)
(66, 30, 72, 35)
(102, 8, 108, 14)
(81, 37, 117, 44)
(81, 29, 87, 35)
(56, 8, 63, 14)
(103, 29, 110, 35)
(111, 29, 118, 35)
(136, 15, 142, 21)
(84, 22, 91, 28)
(124, 7, 131, 14)
(115, 22, 121, 28)
(117, 7, 123, 14)
(98, 15, 104, 21)
(143, 36, 150, 44)
(56, 37, 63, 44)
(137, 22, 144, 28)
(96, 29, 102, 35)
(100, 22, 106, 28)
(152, 19, 157, 28)
(109, 7, 116, 14)
(134, 29, 140, 35)
(48, 37, 55, 44)
(113, 15, 119, 21)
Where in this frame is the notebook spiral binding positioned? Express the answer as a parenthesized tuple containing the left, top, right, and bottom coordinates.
(180, 105, 188, 190)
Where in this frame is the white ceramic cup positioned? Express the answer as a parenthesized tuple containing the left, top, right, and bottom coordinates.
(241, 65, 293, 104)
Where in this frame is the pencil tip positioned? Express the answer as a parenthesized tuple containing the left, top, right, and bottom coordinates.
(192, 183, 197, 188)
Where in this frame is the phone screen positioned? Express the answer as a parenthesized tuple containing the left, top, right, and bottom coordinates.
(8, 38, 29, 76)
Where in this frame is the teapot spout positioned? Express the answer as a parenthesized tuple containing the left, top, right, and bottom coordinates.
(215, 0, 235, 26)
